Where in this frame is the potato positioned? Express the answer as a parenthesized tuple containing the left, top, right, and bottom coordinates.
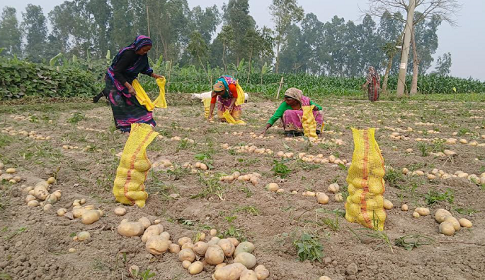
(383, 199, 393, 210)
(415, 207, 430, 216)
(213, 263, 247, 280)
(327, 183, 339, 194)
(80, 198, 86, 205)
(84, 204, 95, 210)
(81, 210, 101, 225)
(27, 200, 39, 207)
(319, 277, 332, 280)
(459, 218, 472, 228)
(33, 185, 49, 201)
(77, 231, 91, 241)
(182, 242, 194, 250)
(22, 186, 33, 195)
(240, 270, 258, 280)
(412, 211, 420, 218)
(188, 261, 204, 275)
(266, 183, 279, 192)
(215, 263, 227, 271)
(205, 245, 225, 265)
(234, 252, 256, 269)
(178, 237, 192, 246)
(57, 208, 67, 216)
(146, 236, 170, 255)
(182, 260, 192, 269)
(444, 216, 460, 231)
(434, 209, 452, 223)
(218, 239, 236, 257)
(210, 229, 218, 236)
(52, 190, 62, 199)
(6, 168, 16, 174)
(160, 231, 171, 240)
(25, 194, 36, 203)
(227, 237, 239, 247)
(169, 243, 181, 253)
(138, 217, 151, 229)
(114, 207, 127, 216)
(142, 224, 164, 242)
(334, 193, 343, 202)
(43, 204, 53, 211)
(234, 241, 255, 257)
(439, 221, 455, 236)
(254, 265, 269, 280)
(117, 221, 145, 237)
(178, 248, 196, 262)
(47, 177, 56, 184)
(316, 192, 329, 204)
(193, 241, 209, 256)
(208, 236, 221, 246)
(45, 194, 58, 204)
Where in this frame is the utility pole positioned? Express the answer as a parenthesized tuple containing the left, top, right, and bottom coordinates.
(396, 0, 416, 97)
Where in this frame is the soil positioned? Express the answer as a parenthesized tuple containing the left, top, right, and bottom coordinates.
(0, 95, 484, 280)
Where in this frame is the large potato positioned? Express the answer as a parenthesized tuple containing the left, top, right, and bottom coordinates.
(142, 224, 164, 243)
(254, 265, 269, 280)
(213, 263, 247, 280)
(81, 210, 101, 225)
(234, 242, 255, 257)
(178, 248, 196, 262)
(240, 269, 258, 280)
(146, 236, 170, 255)
(193, 241, 209, 256)
(205, 245, 225, 265)
(234, 252, 256, 269)
(218, 239, 235, 257)
(434, 209, 452, 223)
(117, 221, 145, 237)
(188, 261, 204, 275)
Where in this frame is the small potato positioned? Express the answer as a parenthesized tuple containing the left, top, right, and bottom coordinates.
(57, 208, 67, 216)
(412, 211, 420, 218)
(401, 204, 409, 211)
(81, 210, 101, 225)
(117, 221, 145, 237)
(52, 190, 62, 199)
(234, 252, 256, 269)
(138, 217, 151, 229)
(210, 229, 218, 236)
(182, 242, 194, 250)
(160, 232, 171, 240)
(27, 200, 39, 207)
(327, 183, 339, 194)
(142, 224, 164, 243)
(444, 216, 460, 231)
(22, 186, 33, 195)
(227, 237, 240, 247)
(316, 192, 329, 204)
(193, 241, 209, 256)
(178, 237, 192, 246)
(383, 199, 393, 210)
(415, 207, 430, 216)
(178, 248, 196, 262)
(213, 263, 247, 280)
(77, 231, 91, 241)
(6, 168, 16, 174)
(169, 243, 181, 253)
(439, 221, 455, 236)
(334, 193, 343, 202)
(114, 207, 126, 216)
(255, 265, 270, 280)
(319, 277, 332, 280)
(205, 245, 225, 265)
(47, 177, 56, 184)
(43, 204, 53, 211)
(146, 236, 170, 255)
(459, 218, 472, 228)
(182, 260, 192, 269)
(240, 269, 258, 280)
(434, 209, 452, 223)
(25, 194, 36, 203)
(188, 261, 204, 275)
(266, 183, 279, 192)
(218, 239, 235, 257)
(45, 194, 58, 204)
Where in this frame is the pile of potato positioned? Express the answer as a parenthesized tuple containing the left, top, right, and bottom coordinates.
(0, 165, 23, 184)
(435, 209, 472, 236)
(219, 172, 260, 186)
(22, 178, 62, 211)
(404, 167, 485, 185)
(56, 198, 103, 225)
(220, 143, 274, 156)
(0, 126, 51, 140)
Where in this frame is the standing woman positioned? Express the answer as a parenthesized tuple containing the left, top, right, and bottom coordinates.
(208, 75, 242, 121)
(362, 66, 381, 102)
(94, 35, 163, 132)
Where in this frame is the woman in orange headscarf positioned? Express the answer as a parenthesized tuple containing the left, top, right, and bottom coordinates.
(208, 75, 242, 121)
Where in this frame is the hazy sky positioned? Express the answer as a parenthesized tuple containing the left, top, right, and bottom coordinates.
(1, 0, 483, 80)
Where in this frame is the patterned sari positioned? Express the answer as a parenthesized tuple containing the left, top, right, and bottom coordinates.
(282, 96, 324, 133)
(215, 76, 242, 121)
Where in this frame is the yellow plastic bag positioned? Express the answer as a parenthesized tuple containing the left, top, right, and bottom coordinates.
(345, 128, 386, 231)
(112, 123, 159, 208)
(153, 77, 167, 108)
(235, 83, 245, 106)
(202, 98, 211, 119)
(302, 105, 317, 138)
(132, 78, 167, 111)
(222, 110, 246, 125)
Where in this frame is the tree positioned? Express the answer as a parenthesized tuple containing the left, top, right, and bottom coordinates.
(270, 0, 304, 73)
(378, 11, 404, 93)
(434, 52, 451, 76)
(0, 7, 22, 56)
(187, 31, 209, 80)
(217, 25, 235, 72)
(366, 0, 460, 95)
(190, 5, 220, 45)
(22, 4, 48, 62)
(223, 0, 256, 64)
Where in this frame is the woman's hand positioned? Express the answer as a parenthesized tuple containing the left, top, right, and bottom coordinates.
(152, 73, 164, 79)
(125, 83, 136, 96)
(261, 123, 271, 135)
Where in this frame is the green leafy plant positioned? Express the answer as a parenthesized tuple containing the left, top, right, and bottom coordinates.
(272, 160, 291, 178)
(395, 234, 434, 251)
(293, 233, 324, 262)
(424, 189, 454, 205)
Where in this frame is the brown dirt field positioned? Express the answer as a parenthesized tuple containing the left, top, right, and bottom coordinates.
(0, 95, 484, 280)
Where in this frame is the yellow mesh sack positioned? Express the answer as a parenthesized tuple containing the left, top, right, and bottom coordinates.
(235, 83, 245, 106)
(222, 110, 246, 125)
(345, 128, 386, 231)
(112, 123, 159, 208)
(153, 77, 167, 108)
(202, 98, 211, 119)
(133, 78, 167, 111)
(302, 105, 317, 138)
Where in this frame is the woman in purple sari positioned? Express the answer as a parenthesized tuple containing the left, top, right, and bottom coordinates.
(93, 35, 163, 132)
(262, 88, 324, 136)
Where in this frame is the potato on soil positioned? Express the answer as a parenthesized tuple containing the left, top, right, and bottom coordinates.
(213, 263, 247, 280)
(205, 245, 225, 265)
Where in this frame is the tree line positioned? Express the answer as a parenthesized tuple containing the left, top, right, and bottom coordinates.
(0, 0, 452, 80)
